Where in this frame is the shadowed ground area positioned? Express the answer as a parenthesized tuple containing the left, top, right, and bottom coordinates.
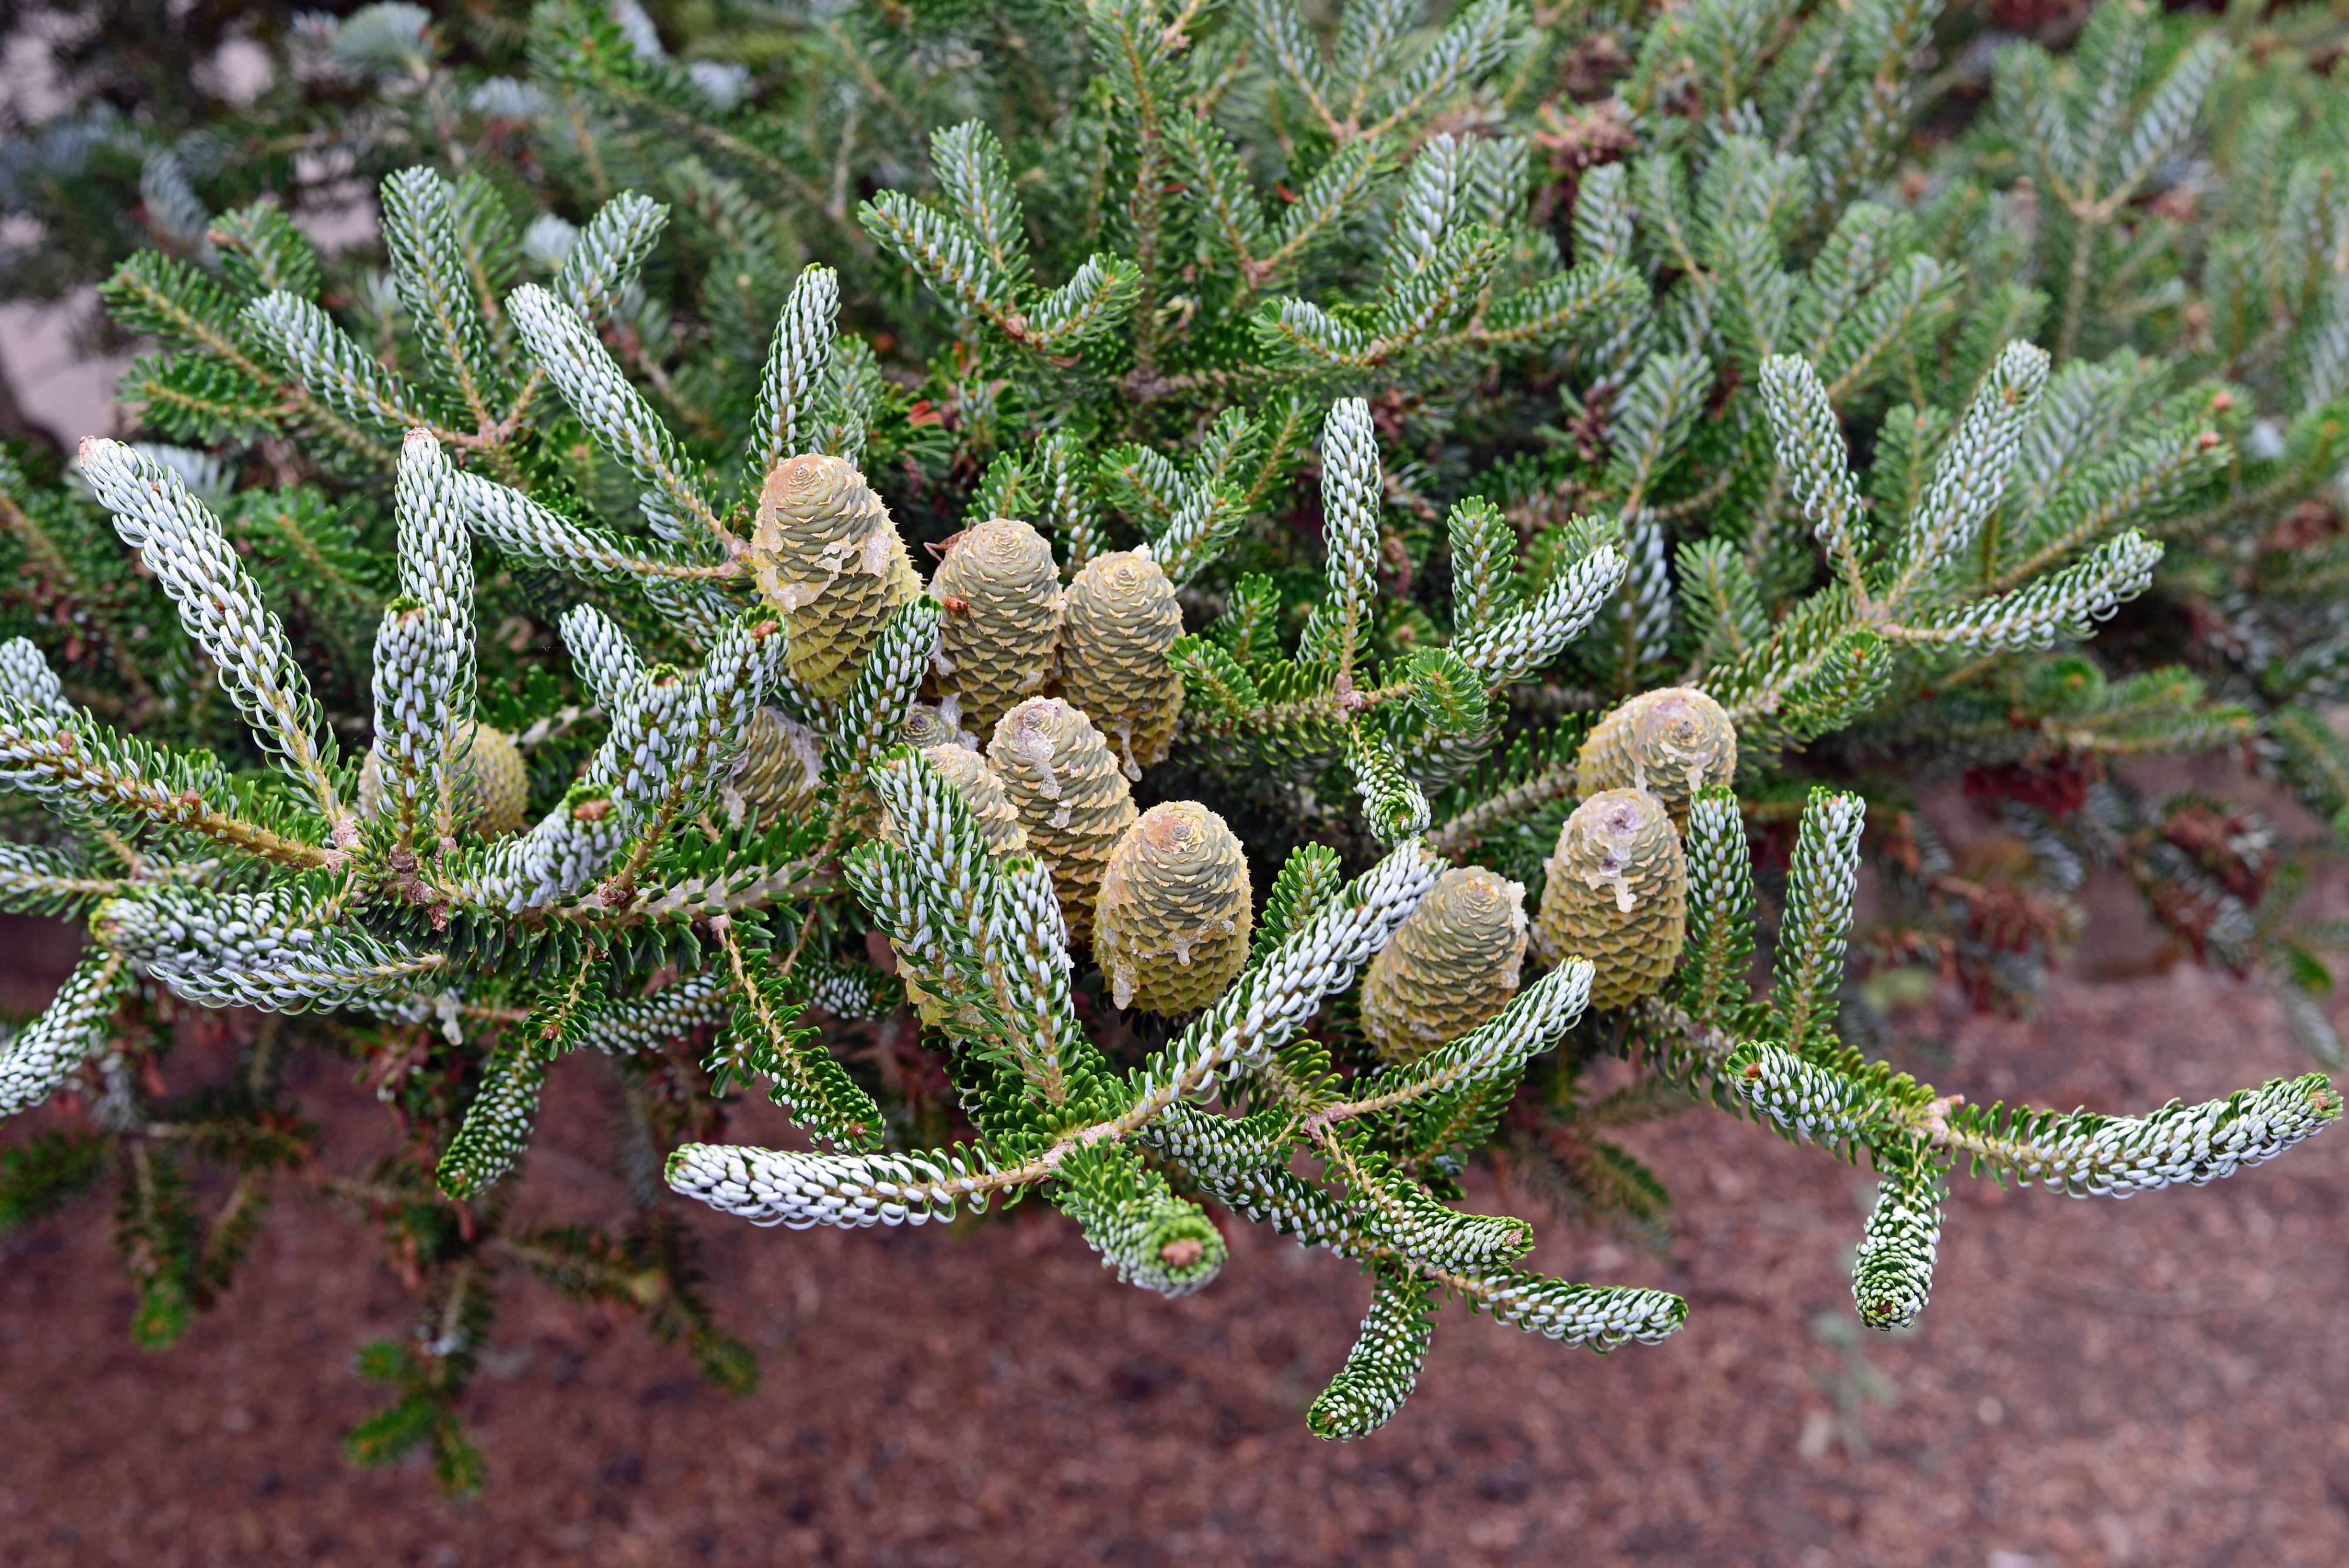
(5, 927, 2344, 1567)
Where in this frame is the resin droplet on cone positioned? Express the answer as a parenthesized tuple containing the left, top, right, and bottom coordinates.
(987, 696, 1136, 942)
(1360, 866, 1529, 1062)
(1536, 788, 1687, 1011)
(1058, 550, 1184, 778)
(728, 706, 823, 827)
(931, 518, 1060, 735)
(1094, 802, 1252, 1014)
(359, 721, 530, 838)
(749, 454, 921, 700)
(1576, 686, 1736, 827)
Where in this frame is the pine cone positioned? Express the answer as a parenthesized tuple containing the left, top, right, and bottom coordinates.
(1095, 802, 1252, 1014)
(890, 745, 1027, 1034)
(729, 706, 822, 826)
(931, 518, 1060, 735)
(1575, 686, 1737, 827)
(1360, 867, 1529, 1063)
(987, 696, 1136, 942)
(1059, 550, 1183, 778)
(1535, 788, 1687, 1010)
(359, 721, 530, 839)
(900, 702, 972, 752)
(749, 453, 921, 700)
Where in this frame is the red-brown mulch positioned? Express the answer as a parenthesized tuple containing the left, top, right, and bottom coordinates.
(4, 928, 2346, 1567)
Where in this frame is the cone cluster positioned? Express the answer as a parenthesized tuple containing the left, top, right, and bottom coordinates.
(1535, 786, 1687, 1011)
(359, 721, 530, 839)
(751, 453, 922, 700)
(1059, 550, 1185, 777)
(1095, 802, 1253, 1014)
(1575, 686, 1736, 827)
(987, 697, 1136, 943)
(1361, 867, 1529, 1062)
(931, 519, 1061, 735)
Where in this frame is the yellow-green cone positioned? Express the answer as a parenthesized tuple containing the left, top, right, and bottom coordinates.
(1575, 686, 1737, 827)
(1095, 802, 1253, 1015)
(750, 454, 921, 700)
(931, 518, 1060, 735)
(729, 706, 823, 827)
(1058, 550, 1183, 778)
(1360, 867, 1529, 1063)
(359, 721, 530, 839)
(901, 702, 970, 752)
(987, 696, 1136, 942)
(890, 745, 1028, 1034)
(1535, 788, 1687, 1011)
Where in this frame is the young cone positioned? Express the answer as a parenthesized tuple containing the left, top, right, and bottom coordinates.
(1536, 788, 1687, 1011)
(1095, 802, 1253, 1014)
(729, 706, 823, 826)
(1576, 687, 1738, 827)
(359, 721, 530, 838)
(931, 518, 1060, 734)
(987, 697, 1137, 941)
(1058, 550, 1184, 778)
(901, 702, 973, 752)
(1360, 866, 1530, 1063)
(751, 455, 921, 699)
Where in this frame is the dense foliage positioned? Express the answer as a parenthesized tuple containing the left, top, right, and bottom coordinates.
(2, 0, 2345, 1490)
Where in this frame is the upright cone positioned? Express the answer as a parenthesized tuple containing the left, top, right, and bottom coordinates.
(931, 518, 1060, 735)
(901, 702, 971, 752)
(1576, 687, 1736, 827)
(729, 706, 823, 826)
(1360, 867, 1529, 1062)
(359, 721, 530, 839)
(1058, 550, 1184, 777)
(750, 454, 921, 699)
(1095, 802, 1253, 1014)
(987, 697, 1136, 941)
(1535, 788, 1687, 1011)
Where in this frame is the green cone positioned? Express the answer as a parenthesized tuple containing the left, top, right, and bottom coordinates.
(1576, 686, 1737, 828)
(1361, 867, 1529, 1062)
(1059, 550, 1183, 778)
(750, 453, 921, 700)
(1535, 788, 1687, 1011)
(1095, 801, 1253, 1014)
(931, 517, 1061, 735)
(987, 696, 1136, 942)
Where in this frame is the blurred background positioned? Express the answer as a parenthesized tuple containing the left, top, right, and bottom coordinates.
(3, 3, 2348, 1565)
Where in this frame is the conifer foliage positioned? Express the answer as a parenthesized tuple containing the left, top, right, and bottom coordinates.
(2, 0, 2347, 1486)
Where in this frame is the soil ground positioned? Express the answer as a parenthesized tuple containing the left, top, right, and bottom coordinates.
(5, 873, 2347, 1568)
